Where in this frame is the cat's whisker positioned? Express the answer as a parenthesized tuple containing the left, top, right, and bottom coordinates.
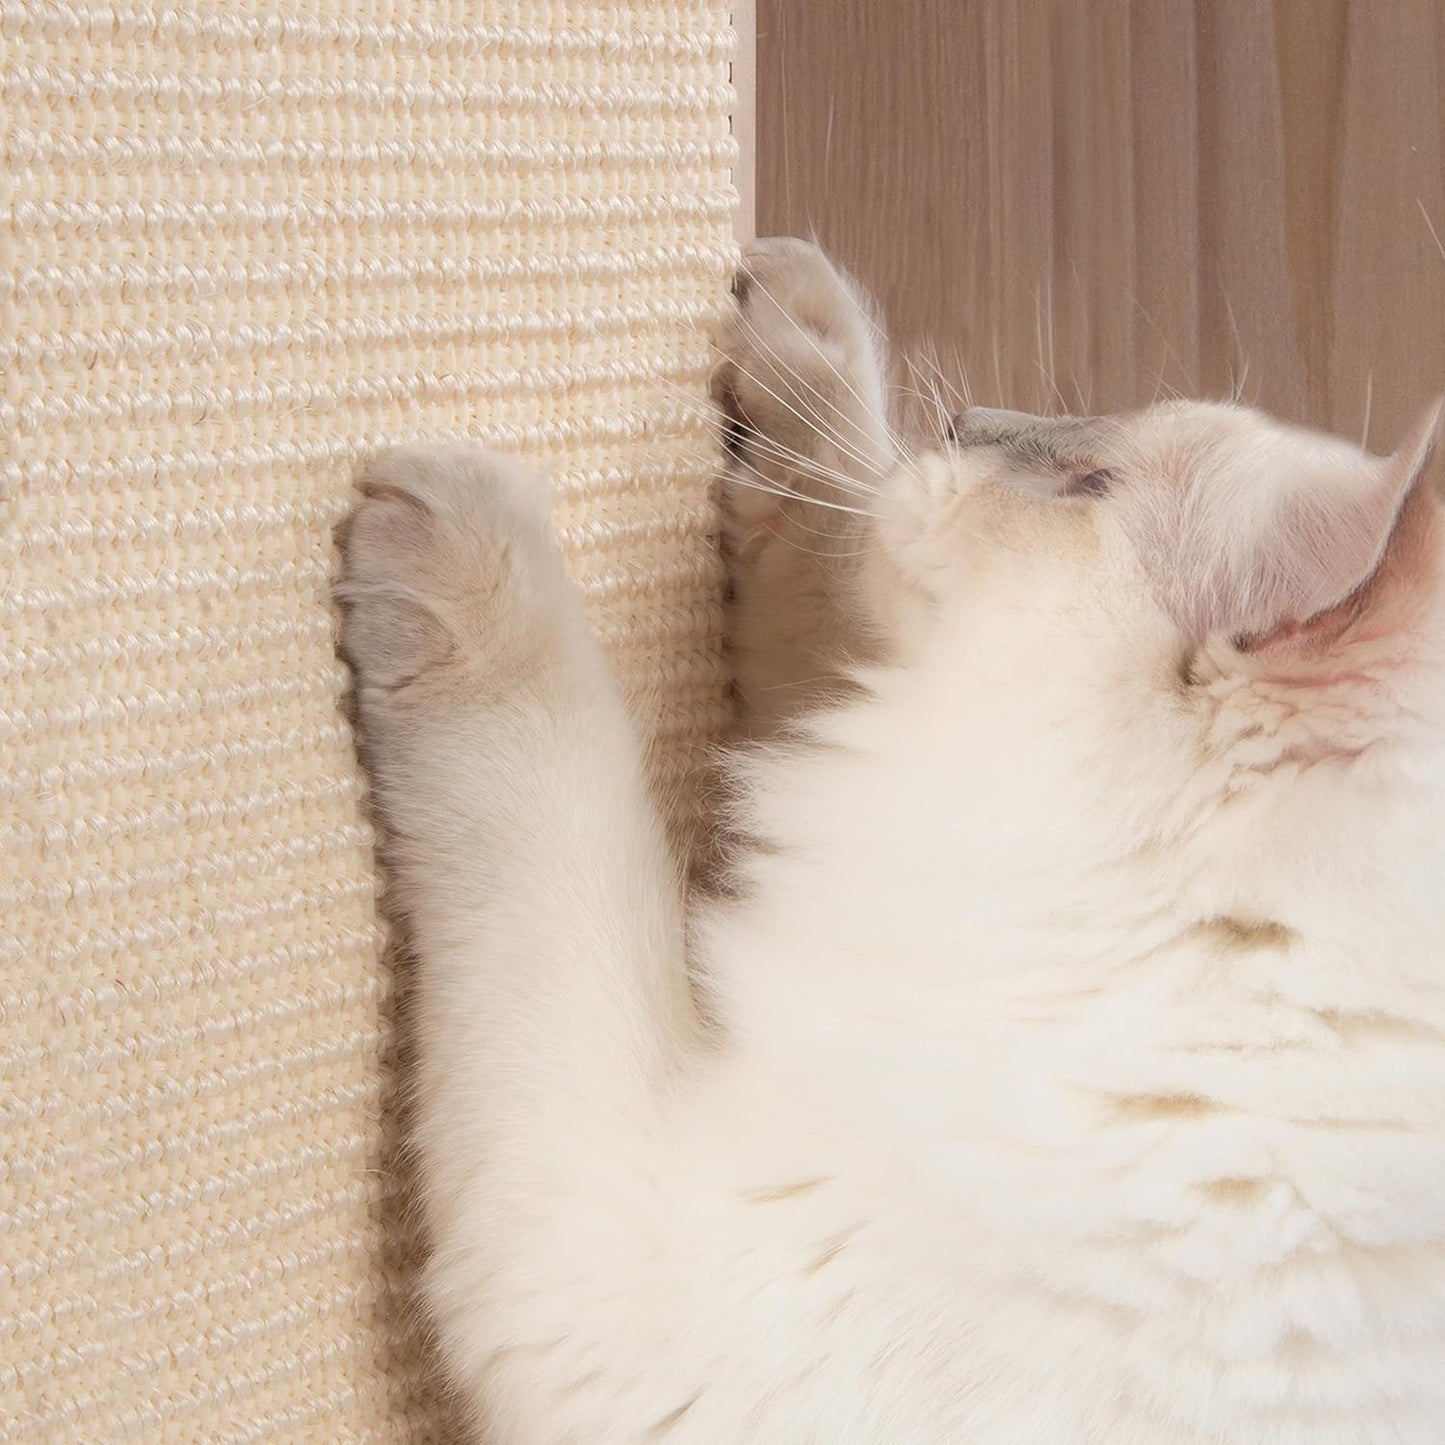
(652, 375, 887, 503)
(1153, 371, 1184, 405)
(990, 328, 1006, 414)
(722, 304, 873, 451)
(916, 345, 968, 418)
(1416, 196, 1445, 264)
(904, 347, 964, 441)
(734, 429, 888, 503)
(893, 347, 966, 454)
(1043, 273, 1063, 413)
(947, 346, 975, 412)
(752, 528, 883, 561)
(743, 269, 892, 439)
(727, 467, 875, 518)
(721, 315, 891, 481)
(702, 331, 890, 484)
(717, 433, 886, 504)
(709, 404, 878, 483)
(732, 304, 891, 467)
(754, 674, 853, 694)
(1221, 295, 1253, 407)
(1033, 280, 1068, 417)
(743, 498, 882, 553)
(1056, 260, 1092, 414)
(893, 377, 953, 451)
(1128, 291, 1197, 399)
(733, 434, 885, 500)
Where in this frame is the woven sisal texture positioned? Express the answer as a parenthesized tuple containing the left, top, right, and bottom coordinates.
(1, 3, 737, 1438)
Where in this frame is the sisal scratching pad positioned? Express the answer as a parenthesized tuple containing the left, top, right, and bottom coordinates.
(1, 3, 737, 1438)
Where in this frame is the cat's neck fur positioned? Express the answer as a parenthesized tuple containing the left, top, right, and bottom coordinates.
(716, 603, 1445, 1097)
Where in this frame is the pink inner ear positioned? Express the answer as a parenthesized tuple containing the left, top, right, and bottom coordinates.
(1243, 404, 1442, 661)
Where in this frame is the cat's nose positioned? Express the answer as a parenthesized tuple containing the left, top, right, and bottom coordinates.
(947, 407, 1044, 445)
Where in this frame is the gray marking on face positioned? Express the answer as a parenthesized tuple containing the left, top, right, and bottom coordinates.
(948, 408, 1117, 473)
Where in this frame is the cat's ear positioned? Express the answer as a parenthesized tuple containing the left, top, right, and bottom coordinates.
(1238, 399, 1441, 655)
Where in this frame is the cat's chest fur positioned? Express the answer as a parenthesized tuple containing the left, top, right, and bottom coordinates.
(695, 736, 1445, 1440)
(696, 951, 1445, 1441)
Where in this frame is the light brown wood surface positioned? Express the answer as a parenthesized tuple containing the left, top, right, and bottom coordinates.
(756, 0, 1445, 448)
(733, 2, 757, 240)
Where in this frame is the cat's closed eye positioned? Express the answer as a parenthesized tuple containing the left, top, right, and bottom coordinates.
(1066, 467, 1114, 497)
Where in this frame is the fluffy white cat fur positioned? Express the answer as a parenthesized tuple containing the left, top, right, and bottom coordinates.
(337, 239, 1445, 1443)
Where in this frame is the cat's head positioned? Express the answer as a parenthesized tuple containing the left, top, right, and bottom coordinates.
(857, 398, 1443, 784)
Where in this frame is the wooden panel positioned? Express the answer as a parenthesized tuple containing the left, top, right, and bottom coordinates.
(757, 0, 1445, 446)
(732, 1, 757, 241)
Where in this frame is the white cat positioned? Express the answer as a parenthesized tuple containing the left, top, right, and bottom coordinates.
(337, 239, 1445, 1443)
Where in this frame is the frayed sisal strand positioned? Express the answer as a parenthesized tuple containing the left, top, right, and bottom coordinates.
(1, 3, 737, 1437)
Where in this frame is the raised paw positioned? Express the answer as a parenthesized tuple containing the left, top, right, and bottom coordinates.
(337, 444, 572, 703)
(712, 245, 895, 738)
(713, 238, 889, 476)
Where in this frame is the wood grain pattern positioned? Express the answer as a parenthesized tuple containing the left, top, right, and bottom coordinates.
(733, 1, 757, 240)
(757, 0, 1445, 447)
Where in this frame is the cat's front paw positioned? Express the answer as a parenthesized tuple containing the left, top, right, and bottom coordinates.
(713, 237, 885, 466)
(337, 444, 571, 705)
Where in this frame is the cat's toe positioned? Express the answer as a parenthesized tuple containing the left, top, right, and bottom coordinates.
(337, 479, 449, 694)
(713, 238, 882, 461)
(355, 444, 550, 535)
(730, 237, 860, 336)
(337, 444, 565, 700)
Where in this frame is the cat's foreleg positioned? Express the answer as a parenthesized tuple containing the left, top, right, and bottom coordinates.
(337, 445, 698, 1421)
(714, 238, 896, 735)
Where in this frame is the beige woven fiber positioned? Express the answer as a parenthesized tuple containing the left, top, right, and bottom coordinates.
(1, 3, 737, 1438)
